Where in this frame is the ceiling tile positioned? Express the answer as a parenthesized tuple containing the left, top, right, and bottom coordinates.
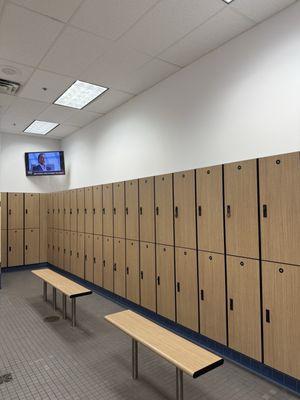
(160, 8, 255, 67)
(0, 58, 34, 85)
(10, 0, 83, 22)
(47, 124, 78, 138)
(0, 3, 63, 66)
(0, 93, 15, 114)
(19, 69, 74, 103)
(70, 0, 159, 40)
(120, 0, 225, 57)
(40, 26, 112, 77)
(231, 0, 296, 23)
(86, 89, 133, 113)
(37, 104, 76, 123)
(63, 109, 102, 127)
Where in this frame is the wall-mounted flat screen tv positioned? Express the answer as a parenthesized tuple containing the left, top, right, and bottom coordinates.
(25, 151, 65, 176)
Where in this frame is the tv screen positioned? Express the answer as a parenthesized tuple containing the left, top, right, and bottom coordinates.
(25, 151, 65, 176)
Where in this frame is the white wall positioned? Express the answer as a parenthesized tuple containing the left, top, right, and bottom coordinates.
(62, 2, 299, 188)
(0, 132, 64, 192)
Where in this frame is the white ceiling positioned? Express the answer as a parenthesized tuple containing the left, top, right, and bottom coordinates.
(0, 0, 297, 139)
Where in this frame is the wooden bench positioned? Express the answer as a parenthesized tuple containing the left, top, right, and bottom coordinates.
(105, 310, 224, 400)
(32, 268, 92, 327)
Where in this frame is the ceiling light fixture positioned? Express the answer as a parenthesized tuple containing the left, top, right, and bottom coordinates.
(24, 120, 59, 135)
(222, 0, 234, 3)
(54, 80, 108, 109)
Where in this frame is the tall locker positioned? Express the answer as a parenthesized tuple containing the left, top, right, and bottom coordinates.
(139, 177, 155, 243)
(70, 190, 77, 232)
(196, 166, 224, 253)
(64, 230, 70, 272)
(140, 242, 156, 312)
(155, 174, 174, 246)
(25, 193, 39, 229)
(77, 189, 85, 233)
(52, 229, 59, 267)
(103, 236, 113, 291)
(8, 229, 23, 267)
(8, 193, 23, 229)
(198, 251, 227, 344)
(262, 261, 300, 379)
(103, 184, 113, 237)
(227, 255, 261, 361)
(125, 180, 139, 241)
(113, 238, 125, 297)
(224, 160, 259, 259)
(84, 187, 93, 234)
(1, 228, 7, 268)
(0, 193, 8, 267)
(126, 240, 140, 304)
(175, 247, 198, 331)
(70, 231, 77, 275)
(53, 193, 59, 229)
(76, 232, 85, 278)
(174, 170, 197, 249)
(39, 194, 47, 263)
(94, 235, 102, 286)
(260, 152, 300, 266)
(58, 230, 64, 268)
(0, 192, 8, 230)
(63, 191, 71, 231)
(85, 233, 94, 282)
(93, 185, 102, 235)
(113, 182, 125, 238)
(25, 229, 39, 265)
(47, 193, 53, 229)
(58, 192, 64, 230)
(156, 245, 175, 321)
(47, 228, 53, 265)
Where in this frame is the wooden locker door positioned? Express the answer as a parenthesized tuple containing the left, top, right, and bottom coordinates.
(84, 187, 93, 234)
(76, 232, 85, 278)
(53, 193, 59, 229)
(8, 229, 24, 267)
(103, 184, 113, 237)
(8, 193, 24, 229)
(113, 238, 125, 297)
(39, 194, 47, 263)
(64, 231, 70, 272)
(174, 170, 197, 249)
(156, 244, 175, 321)
(227, 255, 261, 361)
(126, 240, 140, 304)
(175, 248, 198, 331)
(25, 193, 39, 229)
(47, 228, 53, 265)
(57, 192, 63, 230)
(125, 180, 139, 241)
(0, 192, 8, 230)
(63, 191, 71, 231)
(25, 229, 39, 265)
(224, 160, 259, 259)
(260, 152, 300, 265)
(70, 190, 77, 232)
(155, 174, 174, 246)
(93, 185, 102, 235)
(85, 233, 94, 282)
(52, 229, 59, 267)
(70, 231, 77, 275)
(139, 177, 155, 243)
(58, 230, 64, 269)
(196, 166, 224, 253)
(1, 228, 7, 267)
(103, 236, 113, 291)
(94, 235, 102, 286)
(262, 261, 300, 379)
(198, 251, 227, 344)
(140, 242, 156, 312)
(47, 193, 53, 228)
(113, 182, 125, 238)
(77, 189, 85, 233)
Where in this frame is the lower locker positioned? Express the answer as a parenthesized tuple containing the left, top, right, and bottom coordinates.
(227, 255, 262, 361)
(58, 230, 64, 269)
(70, 231, 77, 276)
(8, 229, 24, 267)
(47, 228, 53, 265)
(113, 238, 125, 297)
(103, 236, 113, 291)
(76, 233, 85, 279)
(175, 247, 198, 332)
(85, 233, 94, 282)
(262, 261, 300, 380)
(64, 231, 70, 272)
(156, 244, 175, 321)
(126, 240, 140, 304)
(1, 229, 7, 267)
(93, 235, 102, 286)
(140, 242, 156, 312)
(199, 251, 227, 345)
(25, 229, 40, 265)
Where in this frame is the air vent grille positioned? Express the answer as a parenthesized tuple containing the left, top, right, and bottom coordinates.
(0, 78, 20, 95)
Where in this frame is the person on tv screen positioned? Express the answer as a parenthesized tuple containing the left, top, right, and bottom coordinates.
(32, 153, 53, 172)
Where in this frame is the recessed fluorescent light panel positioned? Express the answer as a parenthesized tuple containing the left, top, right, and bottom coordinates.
(54, 80, 108, 109)
(24, 120, 59, 135)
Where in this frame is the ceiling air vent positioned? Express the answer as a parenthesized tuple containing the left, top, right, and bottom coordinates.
(0, 78, 20, 95)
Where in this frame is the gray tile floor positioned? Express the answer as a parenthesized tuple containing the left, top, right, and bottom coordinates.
(0, 270, 298, 400)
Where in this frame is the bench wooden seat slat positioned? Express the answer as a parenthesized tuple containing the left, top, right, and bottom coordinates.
(105, 310, 223, 378)
(32, 269, 92, 298)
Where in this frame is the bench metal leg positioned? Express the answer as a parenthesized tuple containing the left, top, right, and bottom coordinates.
(62, 295, 67, 319)
(43, 282, 47, 302)
(176, 368, 183, 400)
(71, 298, 76, 327)
(132, 339, 138, 380)
(53, 288, 57, 311)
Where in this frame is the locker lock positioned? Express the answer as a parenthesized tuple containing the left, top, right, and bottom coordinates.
(206, 170, 210, 174)
(279, 268, 284, 273)
(209, 256, 212, 261)
(276, 159, 281, 165)
(237, 165, 242, 170)
(240, 261, 244, 267)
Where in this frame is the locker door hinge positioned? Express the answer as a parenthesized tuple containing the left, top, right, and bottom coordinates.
(226, 205, 231, 218)
(266, 309, 270, 323)
(263, 204, 268, 218)
(229, 298, 234, 310)
(176, 282, 180, 292)
(200, 289, 204, 301)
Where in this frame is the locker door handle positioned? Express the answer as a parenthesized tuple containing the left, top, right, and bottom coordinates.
(140, 270, 143, 279)
(84, 208, 87, 214)
(229, 298, 234, 310)
(58, 208, 60, 214)
(9, 246, 12, 252)
(103, 260, 106, 267)
(266, 309, 270, 323)
(200, 289, 204, 300)
(175, 206, 179, 218)
(139, 206, 143, 215)
(25, 209, 28, 214)
(102, 208, 105, 215)
(70, 250, 72, 256)
(126, 267, 129, 275)
(9, 209, 11, 215)
(125, 207, 128, 215)
(113, 263, 117, 271)
(77, 252, 79, 258)
(226, 205, 231, 218)
(84, 254, 87, 261)
(177, 282, 180, 292)
(113, 207, 116, 215)
(157, 276, 160, 285)
(263, 204, 268, 218)
(77, 208, 79, 214)
(70, 209, 72, 215)
(198, 206, 202, 217)
(93, 208, 96, 215)
(64, 249, 66, 254)
(156, 206, 159, 216)
(93, 257, 96, 263)
(64, 209, 66, 214)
